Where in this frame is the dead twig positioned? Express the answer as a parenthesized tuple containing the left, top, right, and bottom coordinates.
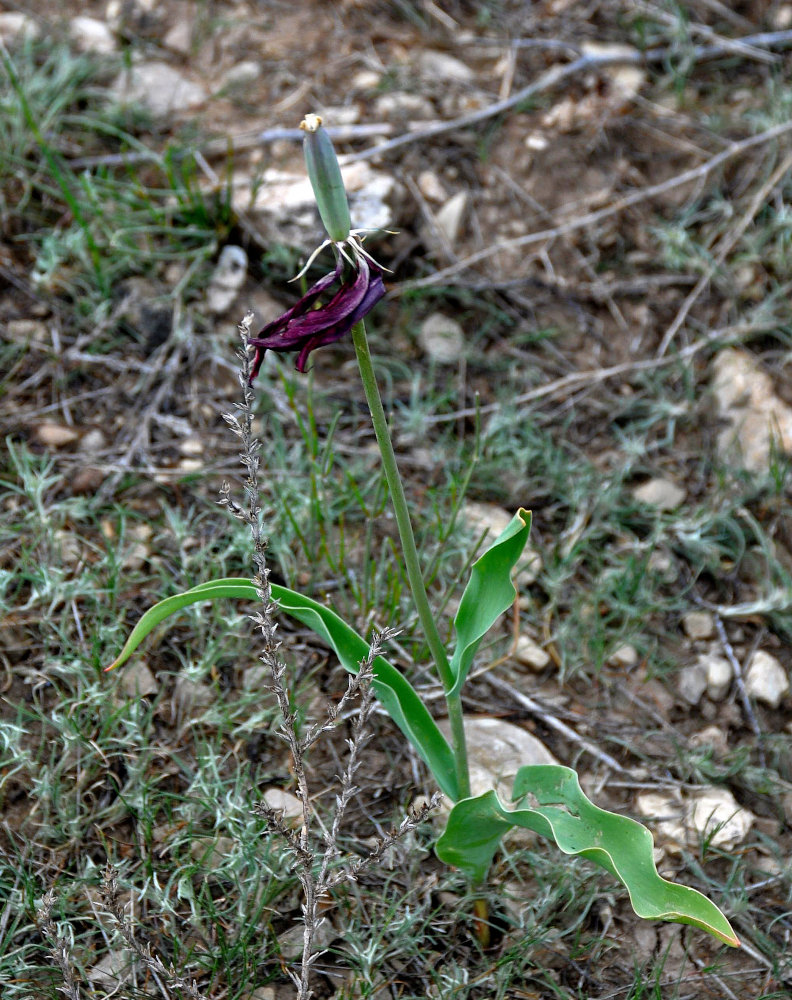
(656, 148, 792, 356)
(482, 673, 627, 774)
(420, 318, 762, 425)
(397, 119, 792, 294)
(349, 30, 792, 166)
(712, 615, 766, 766)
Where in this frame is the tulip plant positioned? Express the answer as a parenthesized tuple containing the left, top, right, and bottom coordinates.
(109, 115, 739, 950)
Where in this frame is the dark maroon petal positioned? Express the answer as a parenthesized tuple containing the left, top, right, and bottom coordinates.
(254, 257, 344, 340)
(287, 257, 371, 337)
(247, 252, 386, 379)
(293, 267, 386, 372)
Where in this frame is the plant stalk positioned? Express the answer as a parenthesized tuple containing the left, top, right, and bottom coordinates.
(351, 320, 471, 800)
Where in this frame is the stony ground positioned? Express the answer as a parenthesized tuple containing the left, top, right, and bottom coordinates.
(2, 1, 792, 998)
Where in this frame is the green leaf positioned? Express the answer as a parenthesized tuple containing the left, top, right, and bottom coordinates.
(436, 764, 740, 947)
(107, 578, 459, 800)
(448, 508, 532, 697)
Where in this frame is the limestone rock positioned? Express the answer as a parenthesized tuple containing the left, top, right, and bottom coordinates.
(418, 312, 465, 363)
(417, 170, 447, 203)
(112, 61, 207, 116)
(636, 786, 753, 852)
(0, 12, 39, 44)
(745, 650, 790, 709)
(678, 662, 708, 706)
(438, 716, 558, 811)
(119, 659, 158, 697)
(35, 423, 79, 448)
(243, 160, 398, 250)
(434, 191, 468, 249)
(699, 653, 733, 701)
(416, 50, 475, 83)
(206, 245, 248, 315)
(262, 788, 303, 826)
(712, 348, 792, 473)
(277, 919, 335, 960)
(70, 15, 116, 54)
(374, 91, 435, 120)
(514, 635, 551, 671)
(609, 644, 638, 668)
(682, 611, 715, 640)
(632, 477, 685, 510)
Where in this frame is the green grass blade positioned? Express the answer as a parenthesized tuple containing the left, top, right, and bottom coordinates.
(448, 508, 531, 697)
(107, 578, 459, 799)
(436, 764, 740, 947)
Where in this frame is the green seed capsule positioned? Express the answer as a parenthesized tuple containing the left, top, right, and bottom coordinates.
(300, 113, 352, 243)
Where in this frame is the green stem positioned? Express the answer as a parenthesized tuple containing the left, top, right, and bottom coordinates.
(351, 320, 470, 800)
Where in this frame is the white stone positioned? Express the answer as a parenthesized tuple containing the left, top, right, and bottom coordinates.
(0, 12, 39, 44)
(682, 611, 715, 640)
(687, 788, 754, 850)
(35, 423, 79, 448)
(70, 16, 116, 54)
(580, 42, 645, 104)
(462, 502, 542, 586)
(374, 91, 434, 120)
(418, 312, 465, 363)
(609, 644, 638, 667)
(245, 161, 398, 246)
(350, 69, 381, 92)
(163, 18, 193, 55)
(416, 50, 475, 83)
(688, 725, 728, 754)
(438, 717, 558, 813)
(434, 191, 468, 248)
(636, 786, 753, 853)
(262, 787, 303, 824)
(745, 650, 790, 709)
(417, 170, 447, 203)
(88, 950, 134, 987)
(112, 61, 207, 116)
(712, 349, 792, 473)
(700, 653, 733, 702)
(79, 428, 107, 454)
(514, 635, 551, 671)
(178, 436, 203, 456)
(678, 663, 708, 706)
(278, 919, 335, 960)
(221, 60, 261, 88)
(120, 659, 159, 697)
(205, 245, 248, 315)
(632, 478, 685, 510)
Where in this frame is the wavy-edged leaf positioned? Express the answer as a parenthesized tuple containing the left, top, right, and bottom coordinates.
(107, 578, 458, 800)
(436, 764, 739, 947)
(448, 508, 531, 697)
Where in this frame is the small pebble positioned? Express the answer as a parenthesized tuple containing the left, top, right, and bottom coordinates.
(632, 477, 685, 511)
(514, 635, 550, 671)
(678, 662, 708, 706)
(745, 650, 790, 709)
(682, 611, 714, 640)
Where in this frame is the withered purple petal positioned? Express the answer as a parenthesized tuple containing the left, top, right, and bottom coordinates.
(248, 252, 385, 380)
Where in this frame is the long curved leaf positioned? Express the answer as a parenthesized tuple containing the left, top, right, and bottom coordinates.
(107, 578, 458, 800)
(436, 764, 739, 947)
(448, 508, 532, 697)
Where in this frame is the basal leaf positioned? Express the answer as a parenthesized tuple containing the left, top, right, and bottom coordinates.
(107, 578, 459, 800)
(436, 764, 739, 947)
(448, 508, 532, 697)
